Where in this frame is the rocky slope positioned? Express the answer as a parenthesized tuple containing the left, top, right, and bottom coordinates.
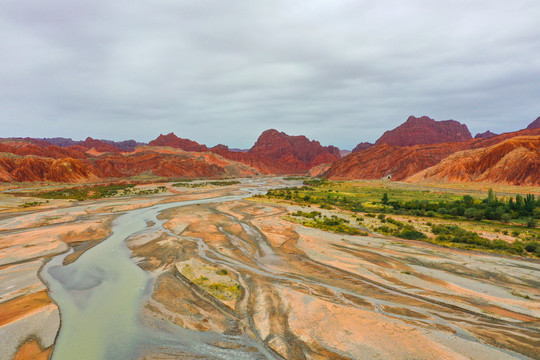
(527, 116, 540, 130)
(248, 129, 340, 171)
(96, 147, 258, 179)
(326, 142, 468, 181)
(474, 131, 497, 139)
(75, 137, 123, 153)
(351, 142, 374, 153)
(209, 146, 292, 174)
(0, 142, 259, 182)
(149, 133, 208, 152)
(408, 136, 540, 186)
(327, 128, 540, 184)
(376, 116, 472, 146)
(39, 137, 144, 151)
(0, 157, 101, 183)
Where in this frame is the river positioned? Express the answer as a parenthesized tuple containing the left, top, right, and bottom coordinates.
(41, 180, 284, 360)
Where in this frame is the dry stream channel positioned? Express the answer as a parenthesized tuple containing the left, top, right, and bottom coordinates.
(2, 178, 539, 359)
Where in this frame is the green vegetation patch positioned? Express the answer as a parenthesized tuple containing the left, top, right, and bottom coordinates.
(173, 180, 240, 188)
(25, 183, 168, 200)
(255, 179, 540, 257)
(178, 260, 242, 302)
(289, 210, 366, 235)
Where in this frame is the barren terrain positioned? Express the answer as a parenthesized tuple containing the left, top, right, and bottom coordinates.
(0, 178, 538, 359)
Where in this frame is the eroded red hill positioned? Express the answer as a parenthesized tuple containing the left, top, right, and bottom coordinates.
(376, 116, 472, 147)
(248, 129, 340, 171)
(327, 128, 540, 185)
(149, 133, 208, 152)
(408, 136, 540, 186)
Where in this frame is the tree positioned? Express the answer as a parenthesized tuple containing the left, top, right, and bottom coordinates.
(382, 193, 389, 205)
(526, 217, 537, 229)
(487, 188, 497, 204)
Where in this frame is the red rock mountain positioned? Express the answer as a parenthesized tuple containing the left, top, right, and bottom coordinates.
(95, 147, 258, 179)
(77, 137, 122, 153)
(248, 129, 340, 171)
(0, 157, 101, 183)
(408, 136, 540, 186)
(376, 116, 472, 147)
(0, 146, 258, 183)
(326, 142, 468, 181)
(146, 135, 294, 174)
(39, 137, 143, 151)
(527, 117, 540, 130)
(149, 133, 208, 152)
(326, 128, 540, 185)
(474, 131, 497, 139)
(351, 142, 374, 153)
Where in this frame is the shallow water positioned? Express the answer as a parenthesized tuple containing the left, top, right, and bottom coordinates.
(41, 181, 282, 360)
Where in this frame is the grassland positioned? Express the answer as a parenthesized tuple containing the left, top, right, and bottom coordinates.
(254, 179, 540, 257)
(172, 180, 241, 188)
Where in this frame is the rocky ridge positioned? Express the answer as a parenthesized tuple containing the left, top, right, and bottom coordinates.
(376, 116, 472, 147)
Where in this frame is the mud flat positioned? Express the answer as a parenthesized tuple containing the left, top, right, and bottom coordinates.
(1, 178, 539, 359)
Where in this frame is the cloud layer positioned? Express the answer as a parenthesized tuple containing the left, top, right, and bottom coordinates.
(1, 0, 539, 149)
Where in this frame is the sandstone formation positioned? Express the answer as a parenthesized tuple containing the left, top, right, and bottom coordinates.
(327, 128, 540, 185)
(0, 157, 101, 183)
(209, 147, 292, 174)
(527, 116, 540, 130)
(248, 129, 340, 171)
(76, 137, 122, 153)
(97, 147, 258, 179)
(376, 116, 472, 146)
(408, 136, 540, 186)
(474, 130, 497, 139)
(0, 143, 259, 182)
(339, 149, 352, 157)
(40, 137, 144, 151)
(149, 133, 208, 152)
(351, 142, 374, 153)
(326, 142, 468, 181)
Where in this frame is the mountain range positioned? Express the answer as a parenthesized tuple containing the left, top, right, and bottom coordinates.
(1, 116, 538, 185)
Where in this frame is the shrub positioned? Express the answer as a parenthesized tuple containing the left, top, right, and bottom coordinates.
(526, 217, 537, 228)
(397, 229, 426, 240)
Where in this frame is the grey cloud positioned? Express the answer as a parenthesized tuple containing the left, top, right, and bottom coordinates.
(1, 0, 539, 149)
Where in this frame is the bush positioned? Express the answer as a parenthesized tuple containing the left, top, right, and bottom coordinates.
(526, 217, 537, 228)
(397, 229, 427, 240)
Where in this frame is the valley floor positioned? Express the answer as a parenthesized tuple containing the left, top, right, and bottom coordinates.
(0, 178, 538, 359)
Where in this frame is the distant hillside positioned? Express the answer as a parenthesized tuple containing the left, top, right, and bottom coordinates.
(376, 116, 472, 147)
(248, 129, 340, 171)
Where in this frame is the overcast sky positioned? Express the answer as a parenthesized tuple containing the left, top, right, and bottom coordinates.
(1, 1, 539, 149)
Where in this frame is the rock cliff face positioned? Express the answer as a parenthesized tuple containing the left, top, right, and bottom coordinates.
(39, 137, 144, 151)
(326, 142, 467, 181)
(0, 147, 259, 183)
(376, 116, 472, 147)
(527, 116, 540, 130)
(96, 147, 258, 179)
(326, 128, 540, 185)
(149, 133, 208, 152)
(408, 136, 540, 186)
(248, 129, 340, 171)
(0, 157, 101, 183)
(77, 137, 123, 153)
(351, 142, 374, 153)
(474, 131, 497, 139)
(209, 147, 291, 174)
